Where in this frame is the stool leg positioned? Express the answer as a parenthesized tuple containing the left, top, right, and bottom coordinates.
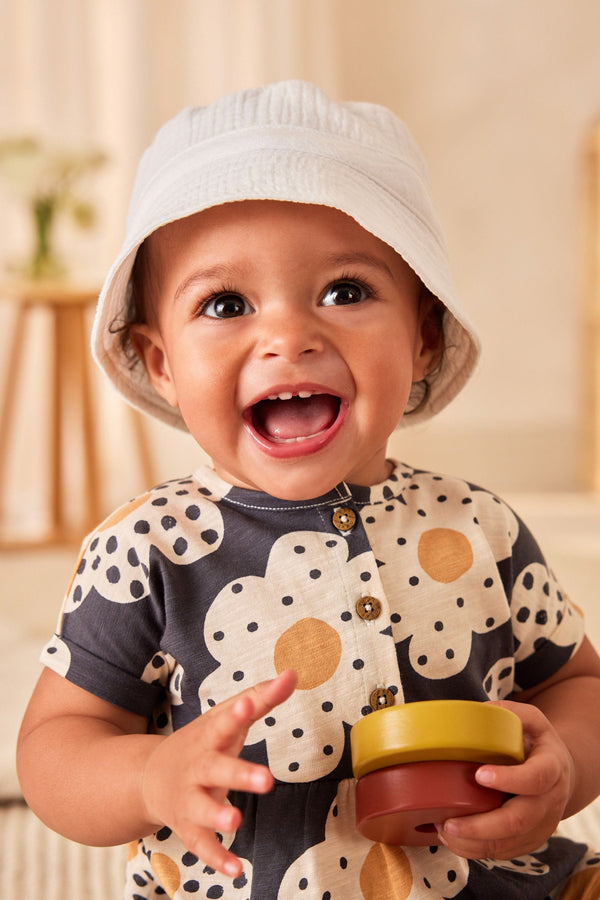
(49, 306, 65, 540)
(51, 304, 102, 540)
(78, 307, 101, 532)
(0, 303, 28, 532)
(1, 290, 155, 544)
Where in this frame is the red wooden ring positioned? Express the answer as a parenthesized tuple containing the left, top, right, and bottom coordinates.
(355, 759, 507, 845)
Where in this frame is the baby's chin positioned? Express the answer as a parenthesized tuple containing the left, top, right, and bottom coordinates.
(211, 451, 392, 503)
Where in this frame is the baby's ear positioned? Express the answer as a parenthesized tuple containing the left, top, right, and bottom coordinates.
(413, 289, 445, 381)
(129, 324, 179, 408)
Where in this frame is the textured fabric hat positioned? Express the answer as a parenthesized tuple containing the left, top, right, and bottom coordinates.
(92, 79, 480, 430)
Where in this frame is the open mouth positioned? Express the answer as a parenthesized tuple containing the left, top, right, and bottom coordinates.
(244, 390, 346, 456)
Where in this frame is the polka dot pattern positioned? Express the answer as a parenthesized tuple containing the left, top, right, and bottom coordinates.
(40, 462, 590, 898)
(278, 780, 469, 898)
(125, 807, 252, 899)
(362, 473, 525, 685)
(478, 850, 550, 877)
(199, 529, 401, 781)
(512, 562, 573, 661)
(40, 634, 71, 676)
(140, 651, 184, 730)
(277, 783, 373, 896)
(63, 479, 225, 612)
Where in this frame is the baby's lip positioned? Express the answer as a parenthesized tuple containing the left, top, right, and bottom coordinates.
(242, 384, 348, 458)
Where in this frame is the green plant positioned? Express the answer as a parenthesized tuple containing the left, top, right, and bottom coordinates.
(0, 137, 107, 279)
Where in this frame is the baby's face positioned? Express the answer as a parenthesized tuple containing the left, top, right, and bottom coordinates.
(133, 201, 439, 500)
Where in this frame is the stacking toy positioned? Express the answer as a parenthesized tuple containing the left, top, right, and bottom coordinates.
(350, 700, 525, 845)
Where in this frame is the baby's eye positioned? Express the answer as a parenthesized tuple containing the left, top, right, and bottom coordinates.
(201, 293, 252, 318)
(320, 281, 369, 307)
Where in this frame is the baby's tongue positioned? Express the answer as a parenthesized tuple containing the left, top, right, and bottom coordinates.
(255, 394, 339, 441)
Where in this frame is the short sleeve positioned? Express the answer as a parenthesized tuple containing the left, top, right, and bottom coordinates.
(506, 510, 585, 690)
(41, 513, 166, 715)
(40, 478, 226, 716)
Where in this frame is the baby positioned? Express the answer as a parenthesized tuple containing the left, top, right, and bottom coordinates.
(18, 81, 600, 899)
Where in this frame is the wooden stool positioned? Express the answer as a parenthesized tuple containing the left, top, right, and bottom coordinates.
(0, 281, 154, 547)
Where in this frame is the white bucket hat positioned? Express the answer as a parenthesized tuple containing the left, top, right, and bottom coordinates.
(92, 79, 480, 430)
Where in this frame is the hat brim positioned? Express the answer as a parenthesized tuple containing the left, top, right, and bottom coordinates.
(93, 129, 480, 431)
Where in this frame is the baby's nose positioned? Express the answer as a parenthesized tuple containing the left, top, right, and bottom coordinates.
(256, 308, 325, 361)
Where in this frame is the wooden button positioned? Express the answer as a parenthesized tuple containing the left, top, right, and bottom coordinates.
(370, 687, 395, 711)
(356, 596, 382, 620)
(332, 507, 356, 532)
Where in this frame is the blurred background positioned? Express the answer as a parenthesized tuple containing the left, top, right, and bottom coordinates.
(1, 0, 600, 887)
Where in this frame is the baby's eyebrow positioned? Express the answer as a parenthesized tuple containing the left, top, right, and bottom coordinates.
(323, 252, 395, 279)
(173, 252, 395, 302)
(174, 264, 238, 301)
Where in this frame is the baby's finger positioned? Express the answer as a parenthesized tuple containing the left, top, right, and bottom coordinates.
(487, 698, 558, 753)
(476, 756, 561, 799)
(181, 821, 245, 880)
(233, 668, 298, 723)
(190, 751, 275, 796)
(439, 794, 545, 860)
(173, 793, 245, 878)
(176, 787, 241, 835)
(206, 670, 297, 753)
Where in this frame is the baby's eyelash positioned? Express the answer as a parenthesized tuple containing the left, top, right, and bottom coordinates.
(332, 272, 378, 300)
(191, 273, 377, 317)
(338, 271, 376, 293)
(193, 284, 243, 316)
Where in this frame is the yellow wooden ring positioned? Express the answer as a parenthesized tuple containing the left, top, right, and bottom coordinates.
(351, 700, 524, 779)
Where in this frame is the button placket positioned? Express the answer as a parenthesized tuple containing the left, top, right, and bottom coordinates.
(355, 587, 397, 714)
(328, 499, 401, 718)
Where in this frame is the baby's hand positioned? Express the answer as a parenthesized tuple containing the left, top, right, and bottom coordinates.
(436, 699, 575, 860)
(140, 669, 297, 878)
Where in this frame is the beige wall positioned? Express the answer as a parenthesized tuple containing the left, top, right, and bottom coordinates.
(333, 1, 600, 491)
(2, 0, 600, 537)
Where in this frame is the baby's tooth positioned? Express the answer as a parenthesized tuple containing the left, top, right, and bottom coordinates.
(265, 390, 316, 401)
